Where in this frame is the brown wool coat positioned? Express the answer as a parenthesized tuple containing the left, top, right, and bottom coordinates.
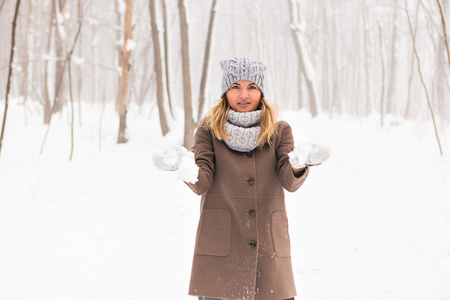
(186, 121, 309, 300)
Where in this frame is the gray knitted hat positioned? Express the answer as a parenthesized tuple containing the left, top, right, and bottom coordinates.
(220, 57, 266, 97)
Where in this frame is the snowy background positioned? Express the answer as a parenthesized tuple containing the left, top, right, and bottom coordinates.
(0, 102, 449, 300)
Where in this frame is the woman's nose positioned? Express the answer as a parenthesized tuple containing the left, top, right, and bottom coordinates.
(239, 90, 250, 99)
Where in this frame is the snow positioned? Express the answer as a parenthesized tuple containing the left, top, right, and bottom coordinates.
(176, 151, 199, 184)
(126, 39, 136, 52)
(71, 56, 84, 65)
(0, 102, 449, 300)
(55, 11, 66, 40)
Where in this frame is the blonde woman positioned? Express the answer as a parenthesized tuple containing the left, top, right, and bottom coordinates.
(153, 57, 329, 300)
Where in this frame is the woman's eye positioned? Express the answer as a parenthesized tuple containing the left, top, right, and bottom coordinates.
(231, 85, 240, 89)
(249, 86, 257, 90)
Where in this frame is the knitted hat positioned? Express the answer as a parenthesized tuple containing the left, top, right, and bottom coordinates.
(220, 57, 266, 97)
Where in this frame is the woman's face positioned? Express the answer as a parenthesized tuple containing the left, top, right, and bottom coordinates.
(226, 80, 262, 113)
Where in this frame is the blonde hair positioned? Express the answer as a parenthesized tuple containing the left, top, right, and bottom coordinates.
(200, 96, 278, 148)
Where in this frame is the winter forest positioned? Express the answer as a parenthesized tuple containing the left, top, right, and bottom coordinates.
(1, 0, 450, 299)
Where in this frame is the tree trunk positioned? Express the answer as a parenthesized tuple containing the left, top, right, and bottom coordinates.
(43, 0, 56, 124)
(162, 0, 174, 118)
(0, 0, 22, 157)
(378, 20, 386, 127)
(386, 0, 399, 116)
(19, 0, 31, 104)
(0, 0, 7, 15)
(68, 1, 82, 161)
(53, 0, 67, 113)
(150, 0, 170, 136)
(405, 0, 443, 155)
(40, 2, 83, 155)
(117, 0, 133, 144)
(362, 0, 372, 116)
(436, 0, 450, 67)
(197, 0, 219, 121)
(178, 0, 195, 149)
(288, 0, 318, 117)
(404, 1, 421, 119)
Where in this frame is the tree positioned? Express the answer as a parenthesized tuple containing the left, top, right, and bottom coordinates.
(178, 0, 195, 149)
(150, 0, 170, 136)
(436, 0, 450, 67)
(288, 0, 318, 117)
(0, 0, 22, 157)
(161, 0, 174, 117)
(405, 0, 443, 155)
(197, 0, 219, 121)
(117, 0, 133, 144)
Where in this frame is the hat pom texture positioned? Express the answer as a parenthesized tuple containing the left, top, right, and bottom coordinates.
(220, 57, 266, 96)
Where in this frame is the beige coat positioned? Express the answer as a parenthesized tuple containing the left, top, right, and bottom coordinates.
(186, 121, 309, 300)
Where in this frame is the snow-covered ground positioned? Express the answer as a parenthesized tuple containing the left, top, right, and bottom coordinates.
(1, 102, 449, 300)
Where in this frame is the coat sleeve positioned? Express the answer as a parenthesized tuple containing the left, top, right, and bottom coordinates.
(276, 121, 309, 192)
(185, 126, 215, 195)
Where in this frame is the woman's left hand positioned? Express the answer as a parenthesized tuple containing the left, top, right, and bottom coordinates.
(289, 142, 331, 168)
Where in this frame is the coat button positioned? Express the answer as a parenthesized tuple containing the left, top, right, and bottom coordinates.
(249, 240, 257, 248)
(247, 178, 255, 185)
(246, 152, 253, 158)
(248, 209, 256, 216)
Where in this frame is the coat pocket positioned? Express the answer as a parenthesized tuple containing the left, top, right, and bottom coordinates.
(271, 210, 291, 258)
(196, 209, 232, 257)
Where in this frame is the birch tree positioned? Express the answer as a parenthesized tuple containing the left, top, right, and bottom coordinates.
(288, 0, 318, 117)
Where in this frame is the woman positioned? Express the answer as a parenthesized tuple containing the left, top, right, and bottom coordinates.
(153, 57, 329, 300)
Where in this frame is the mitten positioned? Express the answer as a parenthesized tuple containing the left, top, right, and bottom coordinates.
(289, 142, 331, 169)
(152, 146, 199, 184)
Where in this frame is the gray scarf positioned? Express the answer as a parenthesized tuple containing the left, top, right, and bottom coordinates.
(224, 110, 261, 152)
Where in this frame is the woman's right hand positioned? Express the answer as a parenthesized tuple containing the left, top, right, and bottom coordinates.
(152, 146, 184, 171)
(152, 146, 199, 183)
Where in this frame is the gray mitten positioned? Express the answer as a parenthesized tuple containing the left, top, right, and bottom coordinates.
(152, 146, 199, 184)
(289, 142, 331, 169)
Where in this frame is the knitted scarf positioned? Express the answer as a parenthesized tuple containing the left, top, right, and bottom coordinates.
(224, 110, 261, 152)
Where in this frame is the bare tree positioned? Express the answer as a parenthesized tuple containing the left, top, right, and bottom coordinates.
(436, 0, 450, 67)
(150, 0, 170, 136)
(405, 0, 443, 155)
(40, 0, 84, 155)
(378, 20, 386, 127)
(52, 0, 68, 113)
(0, 0, 22, 157)
(197, 0, 219, 121)
(68, 0, 82, 160)
(161, 0, 174, 117)
(117, 0, 133, 144)
(0, 0, 6, 15)
(43, 0, 56, 124)
(404, 1, 421, 119)
(436, 0, 450, 65)
(178, 0, 195, 149)
(288, 0, 318, 117)
(361, 0, 373, 116)
(386, 0, 400, 116)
